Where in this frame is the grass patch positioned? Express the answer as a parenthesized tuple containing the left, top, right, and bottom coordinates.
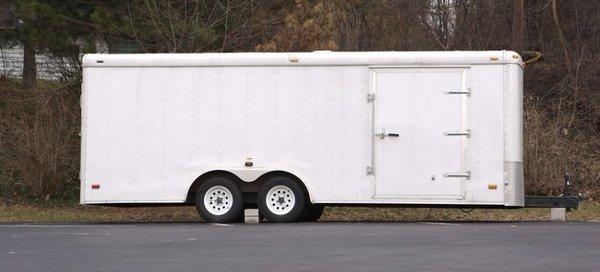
(0, 201, 599, 223)
(0, 204, 201, 223)
(322, 201, 600, 222)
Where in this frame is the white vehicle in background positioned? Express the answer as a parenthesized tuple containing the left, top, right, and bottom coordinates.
(80, 51, 525, 223)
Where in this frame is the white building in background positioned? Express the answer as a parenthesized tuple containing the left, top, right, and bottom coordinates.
(0, 44, 77, 81)
(0, 6, 78, 81)
(0, 7, 113, 81)
(0, 39, 131, 81)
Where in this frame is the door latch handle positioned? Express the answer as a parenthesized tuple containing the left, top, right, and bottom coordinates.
(374, 130, 399, 139)
(374, 132, 385, 139)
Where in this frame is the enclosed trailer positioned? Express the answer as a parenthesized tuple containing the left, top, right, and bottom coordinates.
(81, 51, 524, 222)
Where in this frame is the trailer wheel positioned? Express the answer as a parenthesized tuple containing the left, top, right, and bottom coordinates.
(299, 204, 325, 222)
(195, 177, 243, 223)
(258, 177, 305, 223)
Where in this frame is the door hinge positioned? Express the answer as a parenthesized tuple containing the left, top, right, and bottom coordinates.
(367, 93, 375, 102)
(366, 166, 375, 175)
(444, 171, 470, 180)
(444, 129, 471, 137)
(444, 89, 471, 96)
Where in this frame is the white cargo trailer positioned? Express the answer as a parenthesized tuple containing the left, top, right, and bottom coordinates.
(81, 51, 524, 222)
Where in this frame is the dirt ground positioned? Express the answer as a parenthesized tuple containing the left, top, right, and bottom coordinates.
(1, 201, 598, 223)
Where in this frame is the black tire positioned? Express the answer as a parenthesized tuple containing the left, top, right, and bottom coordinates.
(195, 177, 243, 223)
(299, 204, 324, 222)
(258, 176, 306, 223)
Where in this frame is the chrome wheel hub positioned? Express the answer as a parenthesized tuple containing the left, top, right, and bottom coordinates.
(266, 185, 295, 215)
(203, 186, 233, 216)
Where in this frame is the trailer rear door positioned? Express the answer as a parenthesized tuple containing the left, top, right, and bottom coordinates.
(371, 67, 469, 199)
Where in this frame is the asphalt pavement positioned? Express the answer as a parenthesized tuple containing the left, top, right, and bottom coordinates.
(1, 222, 599, 272)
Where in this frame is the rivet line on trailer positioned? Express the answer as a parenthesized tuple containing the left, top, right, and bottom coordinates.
(105, 70, 111, 185)
(245, 70, 250, 158)
(134, 69, 141, 185)
(273, 71, 279, 162)
(161, 71, 167, 187)
(190, 70, 196, 175)
(302, 69, 308, 162)
(217, 70, 223, 163)
(329, 68, 335, 184)
(359, 69, 366, 199)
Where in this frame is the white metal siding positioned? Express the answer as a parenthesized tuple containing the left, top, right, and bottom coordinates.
(503, 63, 525, 206)
(81, 51, 524, 206)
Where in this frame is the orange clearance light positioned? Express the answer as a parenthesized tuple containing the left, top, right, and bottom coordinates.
(91, 184, 100, 189)
(488, 184, 498, 190)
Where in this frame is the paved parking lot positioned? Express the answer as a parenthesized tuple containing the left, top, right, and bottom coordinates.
(1, 222, 599, 272)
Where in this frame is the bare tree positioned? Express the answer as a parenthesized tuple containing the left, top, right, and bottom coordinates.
(550, 0, 572, 74)
(426, 0, 455, 50)
(512, 0, 525, 52)
(21, 37, 36, 90)
(119, 0, 259, 53)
